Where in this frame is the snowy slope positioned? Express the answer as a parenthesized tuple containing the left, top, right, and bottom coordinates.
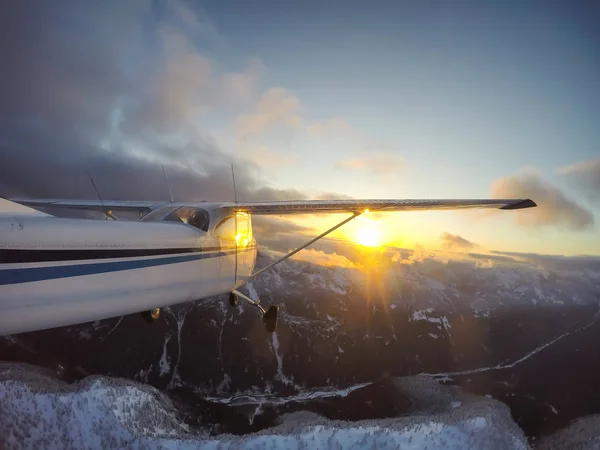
(253, 249, 600, 316)
(0, 363, 529, 450)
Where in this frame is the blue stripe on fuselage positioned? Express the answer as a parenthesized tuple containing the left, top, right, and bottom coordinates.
(0, 252, 212, 286)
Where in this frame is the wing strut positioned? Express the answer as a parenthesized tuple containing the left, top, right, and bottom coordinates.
(250, 211, 360, 280)
(230, 212, 361, 332)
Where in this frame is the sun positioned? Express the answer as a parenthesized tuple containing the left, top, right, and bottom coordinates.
(355, 222, 383, 247)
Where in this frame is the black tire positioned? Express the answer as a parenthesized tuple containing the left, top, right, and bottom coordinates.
(141, 308, 160, 323)
(263, 305, 279, 333)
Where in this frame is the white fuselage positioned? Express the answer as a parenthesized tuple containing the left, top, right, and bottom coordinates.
(0, 207, 257, 335)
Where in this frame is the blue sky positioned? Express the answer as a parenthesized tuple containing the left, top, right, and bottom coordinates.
(1, 1, 598, 255)
(183, 0, 599, 254)
(198, 0, 598, 183)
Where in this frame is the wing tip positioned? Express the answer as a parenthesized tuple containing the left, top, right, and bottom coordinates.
(500, 199, 537, 210)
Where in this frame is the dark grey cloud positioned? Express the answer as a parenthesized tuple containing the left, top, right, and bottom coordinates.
(0, 2, 149, 143)
(491, 171, 594, 231)
(440, 232, 479, 250)
(0, 1, 297, 203)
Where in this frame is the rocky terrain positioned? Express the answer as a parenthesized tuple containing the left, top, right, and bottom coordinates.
(1, 245, 600, 446)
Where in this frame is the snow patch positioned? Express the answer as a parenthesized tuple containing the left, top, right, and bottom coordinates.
(159, 335, 171, 377)
(206, 382, 372, 406)
(411, 308, 435, 321)
(0, 365, 529, 450)
(271, 333, 293, 386)
(246, 281, 259, 302)
(0, 364, 190, 449)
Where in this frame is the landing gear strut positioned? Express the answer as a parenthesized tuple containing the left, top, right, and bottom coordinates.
(141, 308, 161, 323)
(229, 290, 278, 333)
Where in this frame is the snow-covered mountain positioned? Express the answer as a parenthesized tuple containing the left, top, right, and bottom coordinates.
(254, 247, 600, 316)
(0, 362, 530, 450)
(1, 247, 599, 442)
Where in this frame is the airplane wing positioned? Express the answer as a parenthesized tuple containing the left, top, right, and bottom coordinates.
(6, 198, 169, 214)
(7, 197, 537, 216)
(223, 198, 537, 215)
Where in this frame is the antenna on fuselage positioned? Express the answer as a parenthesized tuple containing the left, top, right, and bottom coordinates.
(231, 164, 238, 204)
(87, 171, 103, 206)
(162, 165, 174, 203)
(231, 164, 239, 286)
(87, 171, 115, 220)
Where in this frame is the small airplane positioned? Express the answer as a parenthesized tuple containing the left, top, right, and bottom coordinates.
(0, 196, 536, 335)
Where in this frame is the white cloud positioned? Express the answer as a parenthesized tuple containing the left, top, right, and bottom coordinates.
(306, 118, 351, 137)
(336, 152, 405, 176)
(235, 88, 354, 143)
(221, 59, 266, 105)
(559, 156, 600, 201)
(245, 147, 297, 168)
(235, 88, 304, 140)
(491, 170, 594, 231)
(440, 233, 479, 250)
(293, 249, 357, 269)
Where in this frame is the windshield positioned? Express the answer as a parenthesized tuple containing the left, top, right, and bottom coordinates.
(164, 207, 210, 232)
(139, 206, 180, 223)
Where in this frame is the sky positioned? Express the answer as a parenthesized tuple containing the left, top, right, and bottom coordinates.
(0, 0, 598, 255)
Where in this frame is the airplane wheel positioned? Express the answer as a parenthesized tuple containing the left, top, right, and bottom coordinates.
(263, 305, 279, 333)
(229, 292, 239, 307)
(141, 308, 160, 323)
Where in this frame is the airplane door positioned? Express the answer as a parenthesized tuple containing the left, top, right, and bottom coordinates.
(233, 213, 255, 283)
(214, 216, 237, 290)
(213, 213, 256, 290)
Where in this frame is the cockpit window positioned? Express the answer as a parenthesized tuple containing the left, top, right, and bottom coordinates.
(140, 206, 180, 222)
(164, 207, 210, 232)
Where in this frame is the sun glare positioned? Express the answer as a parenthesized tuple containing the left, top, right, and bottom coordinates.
(355, 222, 382, 247)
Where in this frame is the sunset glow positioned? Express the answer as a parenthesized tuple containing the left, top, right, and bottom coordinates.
(354, 220, 383, 247)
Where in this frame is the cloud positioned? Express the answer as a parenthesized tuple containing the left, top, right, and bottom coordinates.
(235, 88, 304, 140)
(221, 59, 266, 105)
(124, 29, 215, 134)
(559, 156, 600, 201)
(313, 192, 355, 200)
(252, 216, 316, 236)
(235, 88, 353, 143)
(336, 152, 405, 176)
(306, 118, 351, 138)
(292, 249, 356, 269)
(491, 170, 594, 231)
(440, 233, 479, 250)
(245, 147, 297, 168)
(491, 251, 600, 271)
(0, 2, 305, 203)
